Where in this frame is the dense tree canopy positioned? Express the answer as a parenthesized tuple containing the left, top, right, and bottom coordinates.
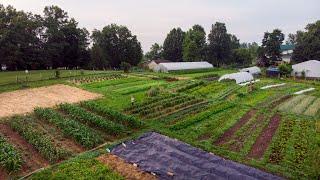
(260, 29, 284, 64)
(292, 20, 320, 63)
(163, 28, 185, 62)
(207, 22, 234, 67)
(182, 25, 206, 61)
(145, 43, 163, 60)
(91, 24, 143, 68)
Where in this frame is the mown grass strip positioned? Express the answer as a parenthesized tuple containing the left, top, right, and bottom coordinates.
(59, 103, 125, 136)
(34, 108, 103, 148)
(80, 101, 143, 129)
(0, 134, 23, 172)
(9, 116, 70, 163)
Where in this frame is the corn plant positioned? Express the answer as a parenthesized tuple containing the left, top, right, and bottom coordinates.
(0, 134, 23, 172)
(34, 108, 103, 148)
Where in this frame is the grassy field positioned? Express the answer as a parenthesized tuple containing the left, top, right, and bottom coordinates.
(0, 68, 319, 179)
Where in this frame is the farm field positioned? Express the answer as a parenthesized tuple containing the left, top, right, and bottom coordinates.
(0, 69, 319, 179)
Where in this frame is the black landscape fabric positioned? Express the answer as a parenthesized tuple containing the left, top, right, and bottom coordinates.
(111, 132, 283, 180)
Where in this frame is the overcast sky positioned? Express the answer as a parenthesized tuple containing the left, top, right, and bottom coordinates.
(2, 0, 319, 52)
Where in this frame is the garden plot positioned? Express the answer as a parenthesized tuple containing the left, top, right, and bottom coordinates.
(70, 73, 126, 84)
(112, 132, 282, 180)
(278, 95, 320, 116)
(0, 84, 101, 118)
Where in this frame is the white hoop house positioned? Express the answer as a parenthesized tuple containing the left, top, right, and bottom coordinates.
(219, 72, 254, 84)
(154, 62, 213, 72)
(292, 60, 320, 78)
(240, 66, 261, 75)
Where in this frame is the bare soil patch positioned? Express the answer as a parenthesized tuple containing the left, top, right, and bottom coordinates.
(97, 154, 157, 180)
(214, 109, 257, 145)
(248, 114, 281, 159)
(0, 84, 101, 118)
(0, 123, 49, 176)
(197, 132, 212, 141)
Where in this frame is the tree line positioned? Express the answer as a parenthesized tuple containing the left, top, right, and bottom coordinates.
(1, 4, 319, 70)
(0, 4, 142, 70)
(146, 21, 320, 67)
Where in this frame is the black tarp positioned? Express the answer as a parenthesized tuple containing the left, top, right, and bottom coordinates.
(111, 132, 283, 180)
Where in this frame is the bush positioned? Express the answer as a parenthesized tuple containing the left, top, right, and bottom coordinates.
(0, 135, 23, 172)
(278, 63, 293, 77)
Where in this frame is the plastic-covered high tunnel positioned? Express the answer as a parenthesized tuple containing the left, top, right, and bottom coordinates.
(111, 132, 282, 180)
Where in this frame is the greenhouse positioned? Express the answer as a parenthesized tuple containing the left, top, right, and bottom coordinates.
(219, 72, 254, 84)
(240, 66, 261, 75)
(154, 61, 213, 72)
(292, 60, 320, 78)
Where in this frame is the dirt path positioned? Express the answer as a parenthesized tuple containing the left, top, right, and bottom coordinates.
(0, 124, 49, 176)
(214, 109, 257, 145)
(248, 114, 281, 159)
(97, 154, 157, 180)
(0, 84, 101, 118)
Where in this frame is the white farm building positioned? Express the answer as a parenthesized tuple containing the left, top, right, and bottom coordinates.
(219, 72, 254, 84)
(292, 60, 320, 78)
(240, 66, 261, 76)
(154, 61, 213, 72)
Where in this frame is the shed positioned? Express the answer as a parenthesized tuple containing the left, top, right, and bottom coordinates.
(292, 60, 320, 78)
(218, 72, 254, 84)
(266, 67, 280, 77)
(154, 61, 213, 72)
(240, 66, 261, 76)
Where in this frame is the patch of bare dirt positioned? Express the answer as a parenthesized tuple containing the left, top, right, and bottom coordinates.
(0, 84, 102, 118)
(214, 109, 257, 145)
(0, 168, 9, 180)
(97, 154, 157, 180)
(248, 114, 281, 159)
(0, 123, 49, 176)
(197, 132, 212, 141)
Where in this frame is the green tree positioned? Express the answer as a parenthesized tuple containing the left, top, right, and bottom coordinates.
(163, 28, 185, 61)
(92, 24, 143, 68)
(182, 24, 206, 61)
(231, 48, 253, 67)
(261, 29, 284, 64)
(145, 43, 163, 60)
(230, 34, 240, 49)
(207, 22, 232, 67)
(292, 20, 320, 63)
(89, 45, 107, 70)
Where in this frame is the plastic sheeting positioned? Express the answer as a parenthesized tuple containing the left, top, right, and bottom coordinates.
(292, 60, 320, 78)
(240, 66, 261, 75)
(111, 132, 282, 180)
(219, 72, 254, 84)
(154, 62, 213, 72)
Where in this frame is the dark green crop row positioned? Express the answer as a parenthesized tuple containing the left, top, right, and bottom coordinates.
(10, 116, 70, 163)
(170, 102, 236, 130)
(59, 103, 125, 136)
(176, 81, 205, 93)
(34, 108, 103, 148)
(80, 101, 143, 129)
(0, 134, 23, 172)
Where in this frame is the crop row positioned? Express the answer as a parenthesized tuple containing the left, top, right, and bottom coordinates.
(303, 98, 320, 116)
(127, 94, 181, 114)
(59, 103, 125, 136)
(71, 74, 125, 84)
(134, 95, 196, 116)
(269, 118, 296, 164)
(170, 102, 236, 130)
(0, 134, 23, 172)
(175, 81, 205, 93)
(145, 98, 205, 119)
(34, 108, 103, 148)
(291, 120, 309, 170)
(80, 101, 143, 129)
(10, 116, 70, 163)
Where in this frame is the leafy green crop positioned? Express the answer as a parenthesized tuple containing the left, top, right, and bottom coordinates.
(0, 134, 23, 172)
(34, 108, 103, 148)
